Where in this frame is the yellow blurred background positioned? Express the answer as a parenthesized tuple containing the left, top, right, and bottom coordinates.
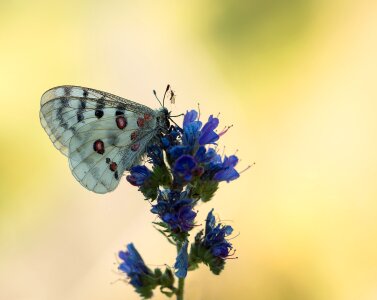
(1, 1, 377, 299)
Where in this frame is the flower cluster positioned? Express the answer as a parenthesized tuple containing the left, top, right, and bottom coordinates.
(118, 244, 153, 289)
(151, 189, 197, 234)
(119, 108, 242, 298)
(188, 209, 234, 275)
(118, 244, 175, 298)
(203, 209, 234, 258)
(169, 111, 239, 187)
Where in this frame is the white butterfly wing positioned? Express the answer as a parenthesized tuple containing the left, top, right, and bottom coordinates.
(40, 85, 155, 156)
(68, 115, 157, 193)
(40, 85, 159, 193)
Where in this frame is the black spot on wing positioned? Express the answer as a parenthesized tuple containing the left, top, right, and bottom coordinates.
(80, 100, 86, 109)
(95, 109, 104, 118)
(115, 104, 126, 116)
(96, 97, 105, 110)
(61, 122, 69, 130)
(83, 90, 88, 97)
(77, 112, 84, 122)
(64, 87, 70, 96)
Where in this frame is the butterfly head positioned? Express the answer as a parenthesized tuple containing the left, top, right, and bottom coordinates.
(156, 107, 171, 131)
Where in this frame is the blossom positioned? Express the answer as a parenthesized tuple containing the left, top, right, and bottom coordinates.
(151, 190, 197, 233)
(118, 106, 242, 297)
(173, 155, 197, 181)
(174, 241, 189, 278)
(183, 110, 198, 126)
(198, 115, 220, 145)
(182, 120, 202, 147)
(203, 209, 233, 258)
(188, 209, 235, 275)
(118, 243, 152, 288)
(126, 166, 151, 186)
(213, 155, 240, 182)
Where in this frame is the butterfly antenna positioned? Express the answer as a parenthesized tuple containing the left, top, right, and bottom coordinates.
(162, 84, 170, 108)
(153, 90, 163, 107)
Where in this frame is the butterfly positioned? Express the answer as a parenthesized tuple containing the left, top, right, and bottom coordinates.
(40, 85, 173, 194)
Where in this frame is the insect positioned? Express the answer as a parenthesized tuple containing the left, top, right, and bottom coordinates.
(40, 85, 173, 194)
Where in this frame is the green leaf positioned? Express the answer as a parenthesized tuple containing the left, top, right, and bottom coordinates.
(153, 226, 176, 246)
(188, 242, 226, 275)
(190, 179, 219, 202)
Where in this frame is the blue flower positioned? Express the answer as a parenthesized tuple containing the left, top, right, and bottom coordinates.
(151, 191, 197, 233)
(174, 241, 189, 278)
(203, 209, 233, 258)
(213, 155, 240, 182)
(173, 155, 197, 181)
(182, 121, 202, 147)
(168, 145, 191, 161)
(198, 115, 220, 145)
(126, 166, 151, 186)
(183, 110, 198, 127)
(195, 146, 217, 163)
(118, 243, 152, 288)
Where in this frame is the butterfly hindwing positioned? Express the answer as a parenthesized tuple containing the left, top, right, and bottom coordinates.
(68, 113, 157, 193)
(40, 85, 160, 193)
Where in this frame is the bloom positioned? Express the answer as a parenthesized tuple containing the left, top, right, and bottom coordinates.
(126, 166, 151, 186)
(213, 155, 240, 182)
(118, 243, 152, 288)
(173, 155, 197, 181)
(151, 190, 197, 233)
(203, 209, 233, 258)
(198, 115, 220, 145)
(174, 241, 189, 278)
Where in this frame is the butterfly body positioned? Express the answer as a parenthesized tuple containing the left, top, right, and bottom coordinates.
(40, 85, 170, 194)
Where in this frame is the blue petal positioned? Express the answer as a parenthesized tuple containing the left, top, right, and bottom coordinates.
(168, 145, 191, 160)
(183, 110, 198, 127)
(174, 155, 197, 180)
(174, 241, 189, 278)
(126, 243, 144, 262)
(224, 225, 233, 235)
(213, 168, 240, 182)
(198, 131, 219, 145)
(198, 115, 220, 145)
(126, 166, 151, 186)
(183, 121, 202, 145)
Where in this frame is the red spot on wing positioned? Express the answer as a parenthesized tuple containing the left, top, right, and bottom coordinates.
(144, 113, 152, 121)
(109, 162, 118, 172)
(93, 140, 105, 154)
(116, 116, 127, 129)
(131, 131, 138, 141)
(131, 143, 140, 151)
(137, 117, 145, 127)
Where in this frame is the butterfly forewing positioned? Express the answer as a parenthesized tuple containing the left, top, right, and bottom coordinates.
(40, 85, 162, 194)
(40, 86, 154, 155)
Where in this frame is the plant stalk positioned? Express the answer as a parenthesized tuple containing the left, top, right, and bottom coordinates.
(176, 277, 185, 300)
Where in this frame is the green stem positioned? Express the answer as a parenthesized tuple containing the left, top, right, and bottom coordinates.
(176, 277, 185, 300)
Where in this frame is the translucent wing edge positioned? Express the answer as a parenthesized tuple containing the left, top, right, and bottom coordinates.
(40, 85, 155, 114)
